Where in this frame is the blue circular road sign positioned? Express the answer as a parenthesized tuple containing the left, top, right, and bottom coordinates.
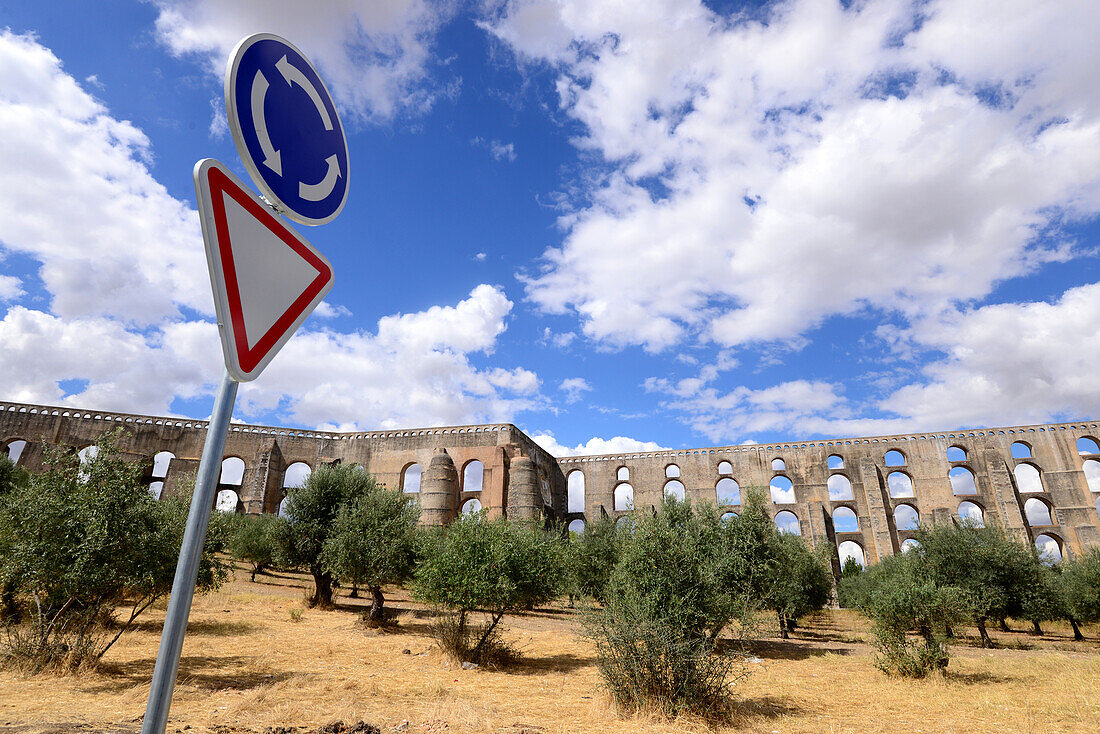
(225, 34, 349, 226)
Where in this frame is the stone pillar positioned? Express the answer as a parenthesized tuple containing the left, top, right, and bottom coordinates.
(858, 457, 895, 562)
(422, 448, 458, 526)
(506, 455, 541, 521)
(984, 449, 1029, 543)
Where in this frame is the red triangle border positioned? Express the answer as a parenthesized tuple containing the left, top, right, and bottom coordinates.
(205, 166, 333, 373)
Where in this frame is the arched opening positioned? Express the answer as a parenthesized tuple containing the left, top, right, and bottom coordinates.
(717, 460, 732, 475)
(887, 471, 914, 498)
(461, 498, 482, 515)
(894, 504, 919, 531)
(827, 454, 844, 470)
(1011, 441, 1032, 459)
(827, 474, 853, 500)
(152, 451, 174, 479)
(402, 463, 421, 493)
(283, 462, 312, 489)
(720, 511, 738, 523)
(838, 540, 866, 569)
(568, 519, 585, 534)
(616, 516, 635, 532)
(1034, 533, 1063, 564)
(1084, 459, 1100, 492)
(771, 457, 786, 471)
(832, 506, 859, 533)
(1024, 497, 1053, 526)
(716, 477, 740, 505)
(1077, 437, 1100, 455)
(1014, 463, 1044, 493)
(614, 483, 634, 512)
(946, 446, 967, 462)
(148, 481, 164, 500)
(4, 440, 26, 464)
(76, 445, 99, 482)
(462, 460, 484, 492)
(1096, 496, 1100, 521)
(775, 510, 800, 535)
(884, 450, 906, 467)
(665, 464, 680, 478)
(948, 466, 977, 495)
(958, 500, 985, 527)
(219, 457, 245, 486)
(567, 470, 585, 513)
(278, 496, 291, 517)
(616, 466, 630, 481)
(900, 538, 921, 553)
(215, 489, 240, 513)
(664, 479, 686, 502)
(769, 475, 795, 504)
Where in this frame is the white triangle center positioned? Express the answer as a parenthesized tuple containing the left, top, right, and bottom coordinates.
(221, 191, 320, 351)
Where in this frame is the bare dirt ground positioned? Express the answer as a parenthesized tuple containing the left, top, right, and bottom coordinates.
(1, 565, 1098, 734)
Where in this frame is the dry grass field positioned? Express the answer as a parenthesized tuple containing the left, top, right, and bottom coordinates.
(2, 564, 1099, 734)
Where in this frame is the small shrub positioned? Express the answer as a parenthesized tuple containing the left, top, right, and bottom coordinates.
(414, 514, 564, 666)
(228, 513, 283, 581)
(0, 430, 228, 672)
(289, 608, 303, 623)
(580, 497, 762, 719)
(853, 553, 968, 678)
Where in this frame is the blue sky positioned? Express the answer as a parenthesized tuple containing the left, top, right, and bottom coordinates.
(2, 1, 1100, 456)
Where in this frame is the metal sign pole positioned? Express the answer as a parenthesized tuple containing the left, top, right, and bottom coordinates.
(141, 370, 239, 734)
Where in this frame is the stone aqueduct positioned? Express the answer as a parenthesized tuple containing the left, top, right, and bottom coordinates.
(3, 399, 1100, 570)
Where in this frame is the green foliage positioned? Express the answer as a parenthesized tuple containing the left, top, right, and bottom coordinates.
(568, 514, 620, 603)
(276, 463, 378, 608)
(766, 531, 834, 638)
(228, 513, 284, 582)
(581, 493, 815, 719)
(837, 557, 865, 608)
(0, 454, 28, 497)
(915, 522, 1040, 647)
(1058, 547, 1100, 636)
(321, 487, 420, 623)
(0, 430, 228, 671)
(851, 553, 969, 677)
(414, 514, 565, 664)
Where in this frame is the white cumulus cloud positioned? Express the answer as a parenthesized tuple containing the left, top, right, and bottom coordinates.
(487, 0, 1100, 351)
(531, 431, 668, 458)
(151, 0, 456, 122)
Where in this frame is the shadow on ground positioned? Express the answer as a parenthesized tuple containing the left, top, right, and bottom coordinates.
(91, 655, 296, 693)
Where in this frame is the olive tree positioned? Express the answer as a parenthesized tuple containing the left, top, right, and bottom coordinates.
(1057, 547, 1100, 639)
(850, 552, 969, 677)
(276, 463, 377, 608)
(0, 431, 228, 671)
(568, 514, 620, 603)
(321, 486, 420, 623)
(228, 513, 284, 582)
(915, 522, 1038, 647)
(766, 531, 834, 639)
(413, 514, 565, 665)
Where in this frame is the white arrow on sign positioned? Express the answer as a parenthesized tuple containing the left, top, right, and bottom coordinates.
(300, 154, 341, 201)
(276, 54, 334, 130)
(250, 71, 281, 176)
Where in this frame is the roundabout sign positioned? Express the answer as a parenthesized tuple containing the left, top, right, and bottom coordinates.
(225, 33, 349, 225)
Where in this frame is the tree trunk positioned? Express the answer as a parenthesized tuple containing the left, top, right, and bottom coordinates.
(309, 568, 334, 609)
(778, 613, 789, 640)
(976, 618, 994, 648)
(944, 623, 954, 639)
(1070, 617, 1084, 641)
(368, 585, 385, 624)
(349, 584, 360, 599)
(999, 617, 1011, 632)
(1031, 620, 1043, 635)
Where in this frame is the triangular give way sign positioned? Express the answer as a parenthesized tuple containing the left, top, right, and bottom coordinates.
(194, 159, 334, 382)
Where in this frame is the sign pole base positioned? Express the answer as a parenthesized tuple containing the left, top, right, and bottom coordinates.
(141, 370, 239, 734)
